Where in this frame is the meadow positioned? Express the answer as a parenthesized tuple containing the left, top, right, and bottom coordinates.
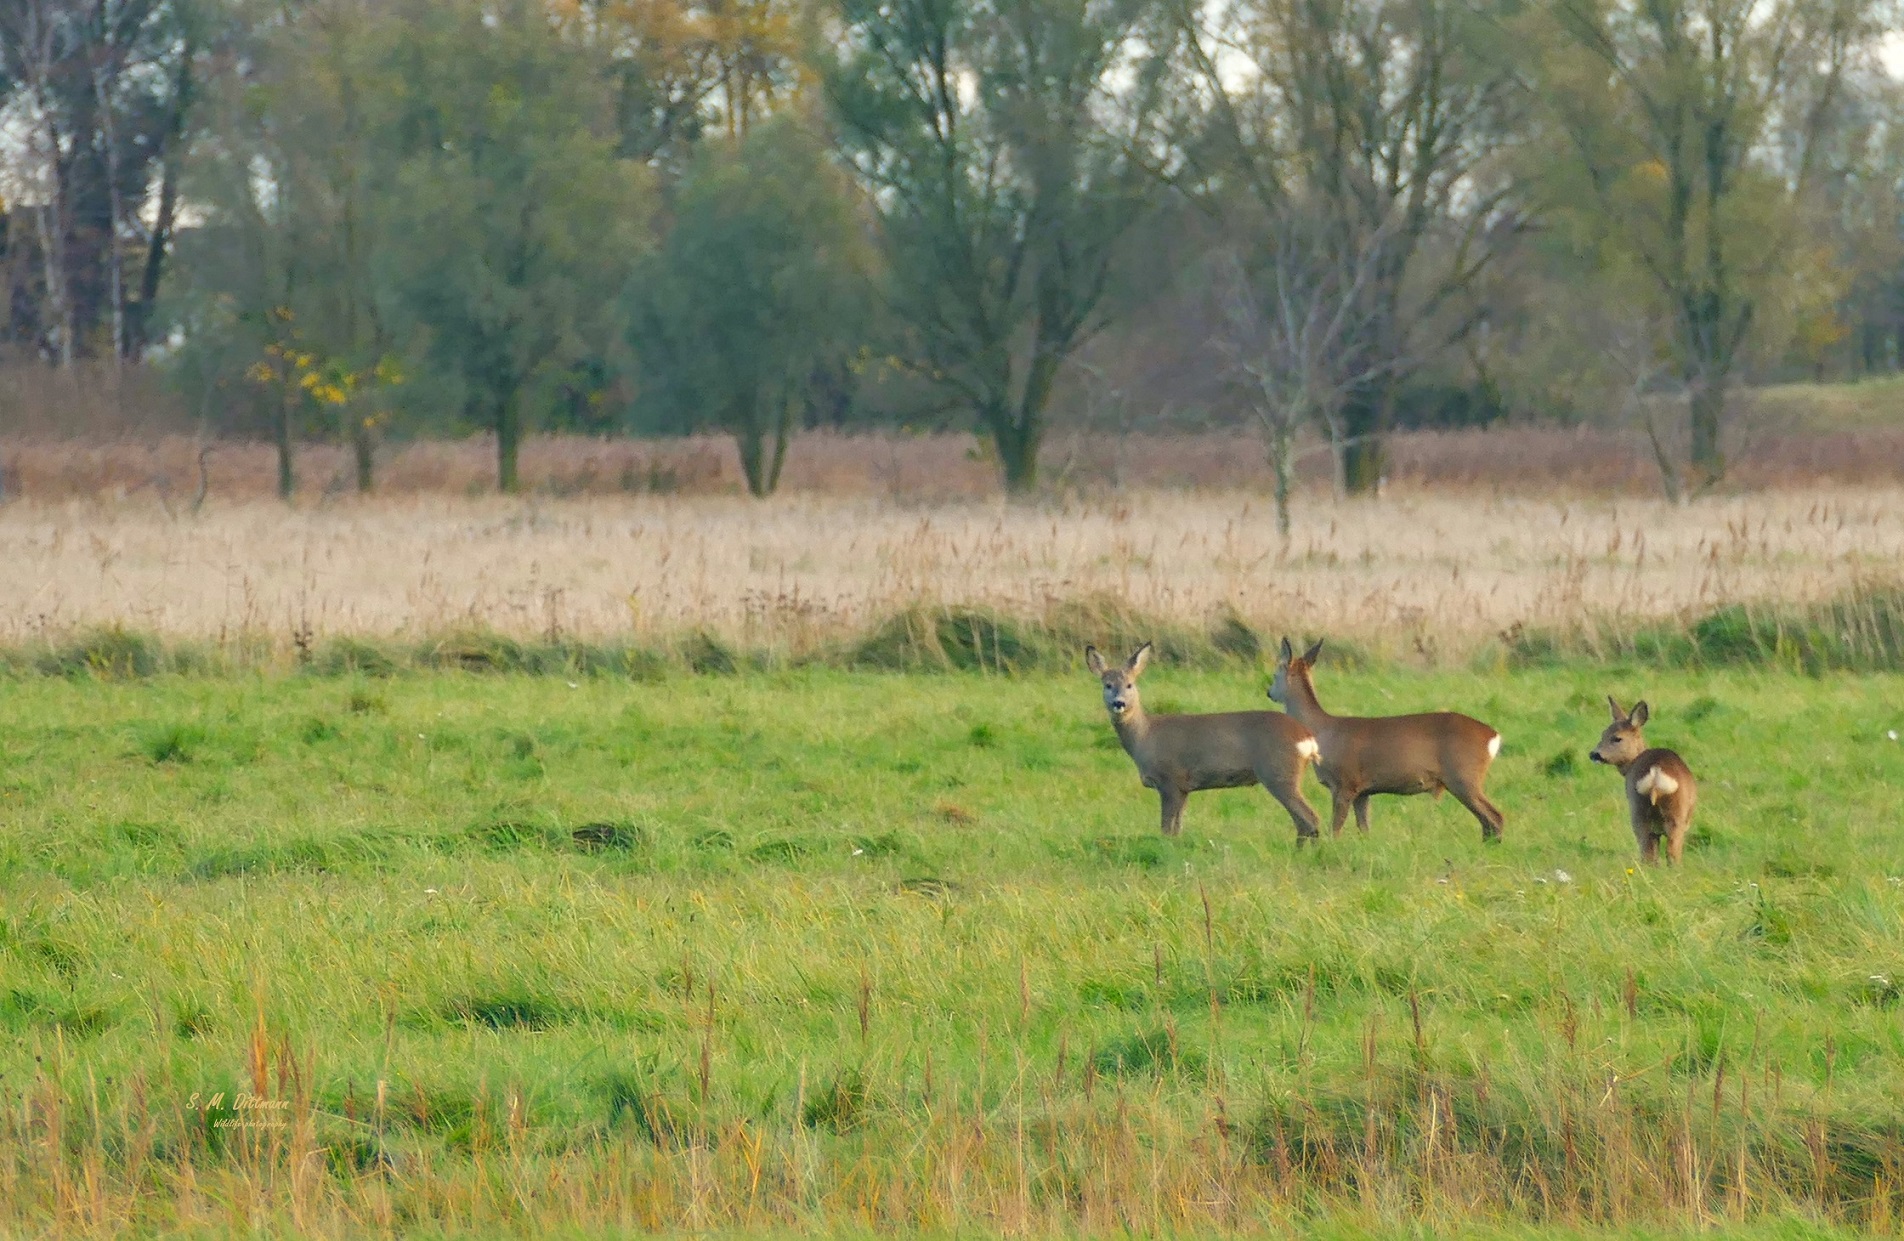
(3, 660, 1904, 1235)
(5, 447, 1904, 1236)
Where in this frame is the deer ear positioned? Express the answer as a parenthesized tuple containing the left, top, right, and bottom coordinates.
(1630, 700, 1649, 727)
(1278, 636, 1294, 663)
(1301, 639, 1324, 666)
(1085, 646, 1106, 676)
(1125, 642, 1152, 678)
(1607, 696, 1626, 723)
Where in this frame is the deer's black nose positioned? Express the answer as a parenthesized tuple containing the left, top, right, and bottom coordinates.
(1589, 751, 1605, 763)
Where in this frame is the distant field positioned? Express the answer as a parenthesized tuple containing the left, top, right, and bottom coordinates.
(2, 665, 1903, 1234)
(6, 418, 1904, 504)
(3, 485, 1902, 663)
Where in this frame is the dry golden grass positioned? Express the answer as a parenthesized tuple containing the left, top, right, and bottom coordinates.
(4, 479, 1902, 658)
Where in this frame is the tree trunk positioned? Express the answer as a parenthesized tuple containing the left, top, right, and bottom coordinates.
(1269, 421, 1293, 540)
(496, 386, 522, 493)
(351, 414, 376, 493)
(1323, 414, 1346, 499)
(132, 153, 178, 356)
(132, 37, 191, 358)
(764, 397, 794, 495)
(983, 394, 1042, 494)
(1339, 392, 1386, 494)
(275, 393, 296, 501)
(26, 16, 74, 368)
(1687, 378, 1725, 488)
(735, 403, 770, 498)
(995, 421, 1039, 494)
(90, 47, 127, 364)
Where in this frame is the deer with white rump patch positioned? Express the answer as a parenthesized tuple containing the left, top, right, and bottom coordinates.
(1591, 697, 1698, 865)
(1269, 638, 1505, 842)
(1086, 643, 1323, 842)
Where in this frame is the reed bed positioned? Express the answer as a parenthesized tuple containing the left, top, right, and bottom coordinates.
(4, 483, 1903, 663)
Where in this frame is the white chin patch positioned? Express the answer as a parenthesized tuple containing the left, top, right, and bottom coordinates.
(1296, 738, 1320, 760)
(1487, 733, 1502, 759)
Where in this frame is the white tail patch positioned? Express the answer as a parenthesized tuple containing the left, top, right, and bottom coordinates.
(1486, 733, 1501, 759)
(1296, 738, 1320, 760)
(1637, 766, 1679, 803)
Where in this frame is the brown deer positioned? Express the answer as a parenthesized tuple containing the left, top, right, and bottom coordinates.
(1086, 643, 1323, 842)
(1590, 697, 1698, 865)
(1269, 638, 1505, 842)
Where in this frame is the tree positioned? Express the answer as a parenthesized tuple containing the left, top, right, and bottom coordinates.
(1170, 0, 1520, 493)
(0, 0, 200, 364)
(1530, 0, 1886, 488)
(633, 119, 872, 496)
(553, 0, 812, 167)
(164, 0, 401, 492)
(382, 0, 648, 492)
(828, 0, 1173, 493)
(1210, 203, 1398, 536)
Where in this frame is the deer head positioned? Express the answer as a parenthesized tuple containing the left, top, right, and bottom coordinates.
(1268, 637, 1323, 705)
(1085, 643, 1152, 722)
(1591, 697, 1650, 769)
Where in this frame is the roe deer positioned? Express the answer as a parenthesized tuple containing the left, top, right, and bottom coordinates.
(1269, 637, 1505, 841)
(1590, 697, 1698, 865)
(1086, 643, 1322, 842)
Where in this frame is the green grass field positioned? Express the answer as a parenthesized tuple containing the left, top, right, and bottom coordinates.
(3, 661, 1904, 1235)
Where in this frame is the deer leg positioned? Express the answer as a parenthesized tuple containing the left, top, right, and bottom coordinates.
(1633, 814, 1660, 865)
(1665, 815, 1690, 865)
(1448, 780, 1504, 842)
(1266, 778, 1321, 843)
(1327, 786, 1355, 838)
(1158, 786, 1188, 838)
(1352, 794, 1373, 835)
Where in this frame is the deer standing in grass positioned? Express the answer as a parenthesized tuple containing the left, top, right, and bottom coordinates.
(1086, 643, 1323, 843)
(1591, 697, 1698, 865)
(1268, 638, 1505, 842)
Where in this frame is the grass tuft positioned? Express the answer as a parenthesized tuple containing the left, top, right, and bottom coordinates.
(136, 722, 203, 764)
(570, 822, 647, 851)
(1090, 1026, 1206, 1078)
(443, 991, 570, 1030)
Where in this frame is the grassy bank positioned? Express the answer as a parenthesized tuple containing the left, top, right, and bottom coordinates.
(1, 664, 1903, 1233)
(12, 573, 1904, 683)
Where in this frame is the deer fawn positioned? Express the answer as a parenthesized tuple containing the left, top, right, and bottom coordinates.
(1269, 638, 1505, 842)
(1086, 643, 1323, 842)
(1591, 697, 1698, 865)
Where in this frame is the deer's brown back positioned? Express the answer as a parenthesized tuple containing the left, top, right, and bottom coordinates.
(1141, 711, 1314, 790)
(1312, 712, 1498, 794)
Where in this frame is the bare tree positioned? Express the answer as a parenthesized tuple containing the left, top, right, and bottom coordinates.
(2, 0, 79, 366)
(1587, 310, 1684, 505)
(1210, 206, 1402, 537)
(1169, 0, 1521, 494)
(88, 0, 127, 364)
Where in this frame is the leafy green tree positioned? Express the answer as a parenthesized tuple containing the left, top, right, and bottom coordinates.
(1528, 0, 1886, 489)
(828, 0, 1172, 493)
(382, 0, 648, 493)
(633, 119, 872, 496)
(164, 0, 405, 493)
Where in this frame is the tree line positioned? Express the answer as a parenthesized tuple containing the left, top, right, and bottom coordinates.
(1, 0, 1899, 512)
